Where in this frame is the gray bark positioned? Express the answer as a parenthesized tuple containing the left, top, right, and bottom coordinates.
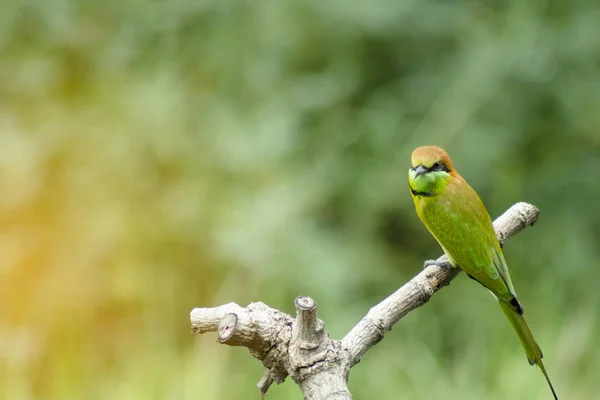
(190, 202, 539, 399)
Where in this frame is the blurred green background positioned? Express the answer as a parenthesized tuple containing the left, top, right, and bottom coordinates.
(1, 0, 598, 399)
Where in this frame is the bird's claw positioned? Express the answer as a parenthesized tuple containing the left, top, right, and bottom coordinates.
(423, 259, 452, 270)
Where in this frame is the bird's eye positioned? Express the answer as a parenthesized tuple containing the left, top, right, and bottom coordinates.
(432, 161, 441, 170)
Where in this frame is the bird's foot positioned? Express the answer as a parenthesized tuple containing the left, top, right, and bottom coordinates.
(423, 259, 452, 270)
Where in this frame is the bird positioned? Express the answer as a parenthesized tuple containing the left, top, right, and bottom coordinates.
(408, 145, 558, 400)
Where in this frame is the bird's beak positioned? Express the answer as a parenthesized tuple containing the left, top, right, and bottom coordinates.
(412, 164, 428, 179)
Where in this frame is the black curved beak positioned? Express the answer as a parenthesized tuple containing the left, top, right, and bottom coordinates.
(412, 164, 428, 178)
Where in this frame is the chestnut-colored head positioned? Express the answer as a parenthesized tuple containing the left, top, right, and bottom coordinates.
(410, 146, 454, 173)
(408, 146, 456, 197)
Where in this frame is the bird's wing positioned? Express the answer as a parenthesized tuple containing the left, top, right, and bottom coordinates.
(429, 182, 517, 301)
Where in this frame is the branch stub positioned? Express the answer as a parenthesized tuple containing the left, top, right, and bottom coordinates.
(293, 296, 324, 350)
(217, 313, 238, 343)
(296, 296, 317, 311)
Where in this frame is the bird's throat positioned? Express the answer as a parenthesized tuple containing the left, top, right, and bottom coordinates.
(410, 188, 435, 197)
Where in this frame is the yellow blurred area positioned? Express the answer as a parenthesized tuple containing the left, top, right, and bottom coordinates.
(0, 1, 599, 399)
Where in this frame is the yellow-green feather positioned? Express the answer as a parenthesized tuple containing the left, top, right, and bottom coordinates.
(412, 174, 516, 301)
(499, 300, 558, 400)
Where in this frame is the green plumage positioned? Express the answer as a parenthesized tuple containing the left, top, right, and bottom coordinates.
(408, 146, 558, 400)
(415, 176, 516, 301)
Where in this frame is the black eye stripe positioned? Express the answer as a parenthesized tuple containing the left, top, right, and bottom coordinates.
(410, 162, 450, 173)
(430, 161, 450, 172)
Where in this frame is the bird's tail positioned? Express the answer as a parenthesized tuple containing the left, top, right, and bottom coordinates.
(498, 300, 558, 400)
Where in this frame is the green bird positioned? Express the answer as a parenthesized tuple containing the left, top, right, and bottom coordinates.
(408, 145, 558, 399)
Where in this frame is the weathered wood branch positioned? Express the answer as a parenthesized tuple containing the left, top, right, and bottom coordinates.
(341, 201, 539, 366)
(190, 202, 539, 399)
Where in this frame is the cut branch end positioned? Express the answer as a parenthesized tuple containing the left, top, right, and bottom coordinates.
(217, 313, 238, 343)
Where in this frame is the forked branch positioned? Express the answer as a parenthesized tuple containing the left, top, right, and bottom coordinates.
(190, 202, 539, 399)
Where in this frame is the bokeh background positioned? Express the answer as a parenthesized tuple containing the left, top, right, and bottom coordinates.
(1, 1, 599, 399)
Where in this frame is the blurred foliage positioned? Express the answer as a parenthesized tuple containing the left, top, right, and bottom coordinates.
(0, 0, 599, 399)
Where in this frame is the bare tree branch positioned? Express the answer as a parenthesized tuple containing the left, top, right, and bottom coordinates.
(190, 202, 540, 399)
(191, 301, 293, 380)
(341, 202, 539, 366)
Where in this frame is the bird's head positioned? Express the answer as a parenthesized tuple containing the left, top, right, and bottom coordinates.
(408, 146, 455, 197)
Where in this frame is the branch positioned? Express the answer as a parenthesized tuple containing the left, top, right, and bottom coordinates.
(190, 301, 293, 386)
(292, 296, 325, 349)
(190, 202, 539, 399)
(341, 201, 539, 366)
